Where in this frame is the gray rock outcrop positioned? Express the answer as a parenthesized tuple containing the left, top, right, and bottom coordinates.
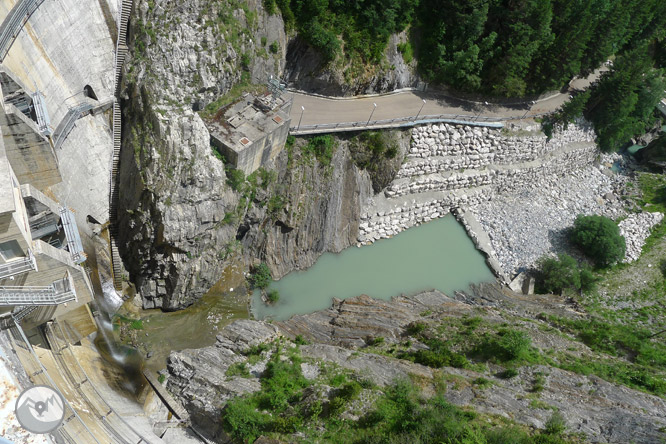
(284, 31, 419, 96)
(167, 288, 666, 444)
(119, 0, 375, 308)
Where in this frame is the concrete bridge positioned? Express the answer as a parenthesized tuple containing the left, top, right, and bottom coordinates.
(287, 69, 606, 135)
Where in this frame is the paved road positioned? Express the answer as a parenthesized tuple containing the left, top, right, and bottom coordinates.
(287, 68, 606, 129)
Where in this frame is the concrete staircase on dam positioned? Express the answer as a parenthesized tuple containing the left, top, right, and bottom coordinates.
(0, 0, 46, 62)
(109, 0, 132, 291)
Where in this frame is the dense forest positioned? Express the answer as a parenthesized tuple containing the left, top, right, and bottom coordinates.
(264, 0, 666, 151)
(267, 0, 665, 97)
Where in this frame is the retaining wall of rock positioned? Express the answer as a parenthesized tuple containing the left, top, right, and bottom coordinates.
(358, 121, 599, 249)
(358, 188, 489, 244)
(404, 122, 595, 168)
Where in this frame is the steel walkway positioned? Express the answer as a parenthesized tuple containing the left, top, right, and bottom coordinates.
(52, 103, 94, 150)
(0, 250, 37, 280)
(0, 273, 76, 306)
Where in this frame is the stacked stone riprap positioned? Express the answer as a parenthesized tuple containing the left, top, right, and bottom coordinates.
(357, 187, 489, 243)
(469, 152, 629, 275)
(358, 121, 601, 260)
(619, 212, 664, 262)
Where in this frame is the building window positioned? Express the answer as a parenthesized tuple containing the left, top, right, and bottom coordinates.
(0, 240, 24, 262)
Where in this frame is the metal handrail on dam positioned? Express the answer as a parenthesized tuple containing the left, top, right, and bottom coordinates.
(45, 320, 156, 443)
(6, 321, 101, 443)
(0, 0, 46, 61)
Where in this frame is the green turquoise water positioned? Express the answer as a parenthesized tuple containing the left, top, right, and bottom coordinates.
(251, 215, 495, 321)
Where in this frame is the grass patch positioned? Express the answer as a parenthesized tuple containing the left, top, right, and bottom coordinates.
(226, 362, 251, 378)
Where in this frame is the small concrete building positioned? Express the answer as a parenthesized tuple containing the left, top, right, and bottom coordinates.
(206, 92, 292, 175)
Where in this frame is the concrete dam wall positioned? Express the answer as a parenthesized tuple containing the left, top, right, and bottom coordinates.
(0, 0, 117, 228)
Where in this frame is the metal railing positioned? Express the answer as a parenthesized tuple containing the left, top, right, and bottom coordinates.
(0, 273, 76, 306)
(53, 103, 93, 150)
(108, 0, 132, 291)
(45, 320, 154, 443)
(6, 322, 102, 443)
(0, 251, 37, 280)
(0, 0, 46, 61)
(289, 111, 549, 135)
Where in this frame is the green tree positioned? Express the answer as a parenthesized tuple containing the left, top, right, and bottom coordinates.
(570, 215, 626, 266)
(539, 254, 581, 294)
(249, 263, 272, 289)
(585, 45, 666, 151)
(537, 254, 599, 294)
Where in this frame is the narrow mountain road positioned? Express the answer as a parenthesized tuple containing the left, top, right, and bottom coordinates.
(287, 68, 606, 130)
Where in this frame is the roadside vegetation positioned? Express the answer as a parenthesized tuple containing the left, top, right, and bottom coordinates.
(265, 0, 664, 99)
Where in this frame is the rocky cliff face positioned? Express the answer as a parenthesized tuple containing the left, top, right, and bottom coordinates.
(284, 31, 420, 96)
(118, 0, 382, 309)
(240, 139, 373, 279)
(118, 0, 286, 309)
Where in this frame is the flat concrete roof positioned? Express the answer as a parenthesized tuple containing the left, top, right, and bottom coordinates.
(0, 133, 15, 216)
(205, 93, 290, 152)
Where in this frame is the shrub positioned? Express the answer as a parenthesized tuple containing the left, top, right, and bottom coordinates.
(366, 336, 385, 346)
(226, 168, 245, 191)
(303, 135, 335, 166)
(474, 329, 533, 363)
(269, 41, 279, 53)
(406, 321, 427, 336)
(472, 377, 493, 388)
(257, 357, 309, 411)
(570, 215, 625, 266)
(267, 289, 280, 304)
(397, 42, 413, 64)
(223, 398, 268, 443)
(249, 263, 272, 289)
(293, 335, 308, 345)
(498, 368, 519, 379)
(538, 254, 600, 294)
(538, 254, 580, 294)
(408, 338, 468, 368)
(496, 329, 532, 361)
(226, 362, 251, 378)
(544, 411, 566, 435)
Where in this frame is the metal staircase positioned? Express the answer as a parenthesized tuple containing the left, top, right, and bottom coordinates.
(0, 0, 46, 61)
(0, 273, 76, 306)
(12, 305, 38, 323)
(109, 0, 132, 290)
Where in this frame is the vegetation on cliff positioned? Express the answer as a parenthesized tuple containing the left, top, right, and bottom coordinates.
(221, 341, 575, 444)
